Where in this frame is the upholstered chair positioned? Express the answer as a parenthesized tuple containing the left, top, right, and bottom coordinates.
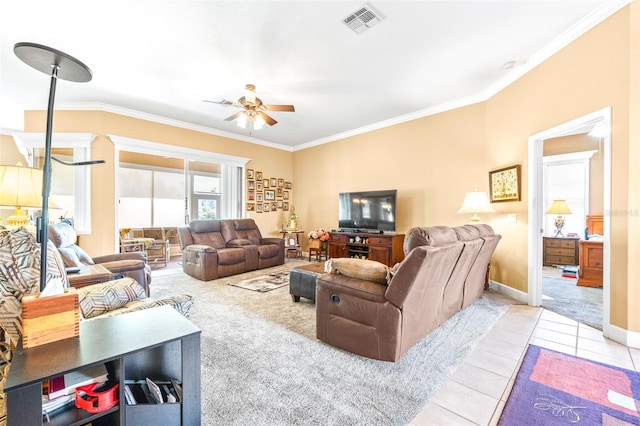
(48, 222, 152, 295)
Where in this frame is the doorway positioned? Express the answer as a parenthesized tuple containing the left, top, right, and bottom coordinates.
(527, 107, 611, 335)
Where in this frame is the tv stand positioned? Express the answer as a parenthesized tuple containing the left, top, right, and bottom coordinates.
(328, 231, 405, 266)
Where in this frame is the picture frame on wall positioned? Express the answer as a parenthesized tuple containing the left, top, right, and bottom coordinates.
(278, 178, 284, 188)
(271, 202, 277, 211)
(256, 204, 263, 213)
(264, 203, 270, 212)
(263, 179, 269, 188)
(489, 165, 521, 202)
(277, 200, 283, 209)
(265, 190, 275, 200)
(283, 202, 289, 211)
(247, 203, 255, 211)
(270, 178, 277, 187)
(283, 191, 289, 200)
(248, 181, 255, 190)
(247, 169, 254, 179)
(248, 190, 255, 201)
(285, 182, 292, 189)
(256, 171, 262, 181)
(257, 192, 263, 202)
(256, 182, 263, 191)
(277, 188, 283, 198)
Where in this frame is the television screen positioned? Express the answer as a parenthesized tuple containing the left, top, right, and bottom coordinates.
(338, 190, 397, 232)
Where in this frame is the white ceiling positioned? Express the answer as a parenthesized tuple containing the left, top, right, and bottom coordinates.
(0, 1, 630, 151)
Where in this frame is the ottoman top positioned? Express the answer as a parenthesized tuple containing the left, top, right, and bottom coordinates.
(291, 262, 326, 274)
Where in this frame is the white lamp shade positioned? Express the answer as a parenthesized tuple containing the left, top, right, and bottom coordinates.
(0, 165, 43, 208)
(458, 190, 494, 214)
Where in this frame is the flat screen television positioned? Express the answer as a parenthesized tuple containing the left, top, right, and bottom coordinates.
(338, 190, 397, 233)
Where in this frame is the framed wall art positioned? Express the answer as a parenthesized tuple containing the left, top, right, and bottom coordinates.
(256, 171, 262, 181)
(489, 165, 521, 202)
(265, 190, 275, 200)
(246, 169, 254, 179)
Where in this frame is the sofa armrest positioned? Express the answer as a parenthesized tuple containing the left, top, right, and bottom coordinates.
(93, 252, 147, 263)
(261, 237, 285, 247)
(316, 273, 388, 303)
(227, 238, 252, 247)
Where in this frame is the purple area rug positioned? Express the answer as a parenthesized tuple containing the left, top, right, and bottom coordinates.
(499, 345, 640, 425)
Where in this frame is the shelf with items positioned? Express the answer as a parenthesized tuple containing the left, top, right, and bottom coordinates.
(328, 232, 405, 266)
(5, 306, 201, 426)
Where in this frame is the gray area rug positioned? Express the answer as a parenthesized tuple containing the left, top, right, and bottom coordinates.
(151, 260, 514, 425)
(542, 268, 602, 330)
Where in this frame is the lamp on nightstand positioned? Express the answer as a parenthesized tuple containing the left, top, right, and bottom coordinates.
(546, 199, 572, 237)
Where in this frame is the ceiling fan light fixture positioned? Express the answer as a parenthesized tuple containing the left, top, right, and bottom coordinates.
(236, 112, 247, 128)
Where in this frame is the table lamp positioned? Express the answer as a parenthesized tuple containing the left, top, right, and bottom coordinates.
(0, 164, 44, 227)
(546, 199, 572, 237)
(458, 189, 494, 223)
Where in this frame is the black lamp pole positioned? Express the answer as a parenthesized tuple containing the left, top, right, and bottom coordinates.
(14, 42, 93, 291)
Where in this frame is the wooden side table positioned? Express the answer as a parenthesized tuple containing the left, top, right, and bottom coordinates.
(68, 264, 113, 289)
(280, 230, 304, 258)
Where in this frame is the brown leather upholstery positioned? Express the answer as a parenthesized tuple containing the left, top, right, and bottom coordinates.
(48, 222, 151, 295)
(177, 219, 285, 281)
(462, 224, 502, 308)
(316, 224, 501, 362)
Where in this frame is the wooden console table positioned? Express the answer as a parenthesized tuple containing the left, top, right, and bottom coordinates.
(280, 230, 304, 258)
(5, 306, 201, 425)
(328, 232, 405, 266)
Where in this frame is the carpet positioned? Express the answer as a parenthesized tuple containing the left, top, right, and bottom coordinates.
(228, 270, 290, 292)
(542, 269, 603, 330)
(150, 261, 515, 425)
(499, 345, 640, 425)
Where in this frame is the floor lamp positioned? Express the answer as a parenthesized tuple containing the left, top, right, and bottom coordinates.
(14, 42, 93, 292)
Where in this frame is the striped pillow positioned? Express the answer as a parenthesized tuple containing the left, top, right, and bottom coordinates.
(77, 277, 146, 319)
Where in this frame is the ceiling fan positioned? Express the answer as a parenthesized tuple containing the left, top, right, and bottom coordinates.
(204, 84, 295, 131)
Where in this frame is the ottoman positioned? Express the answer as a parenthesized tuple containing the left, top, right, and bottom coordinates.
(289, 262, 326, 302)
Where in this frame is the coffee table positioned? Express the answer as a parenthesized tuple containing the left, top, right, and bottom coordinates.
(289, 262, 326, 302)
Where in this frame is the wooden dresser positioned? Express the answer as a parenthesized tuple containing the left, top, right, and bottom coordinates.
(542, 237, 580, 266)
(578, 214, 604, 287)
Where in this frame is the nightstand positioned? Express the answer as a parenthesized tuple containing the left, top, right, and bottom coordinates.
(67, 264, 113, 288)
(542, 237, 580, 266)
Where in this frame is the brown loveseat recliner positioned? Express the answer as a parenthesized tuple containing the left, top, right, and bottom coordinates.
(177, 218, 285, 281)
(316, 224, 501, 362)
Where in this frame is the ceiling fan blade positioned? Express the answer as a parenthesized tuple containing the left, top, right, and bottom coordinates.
(264, 104, 295, 112)
(204, 99, 241, 108)
(258, 111, 277, 126)
(224, 111, 245, 122)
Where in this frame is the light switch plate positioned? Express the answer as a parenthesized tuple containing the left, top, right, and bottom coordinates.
(507, 213, 517, 223)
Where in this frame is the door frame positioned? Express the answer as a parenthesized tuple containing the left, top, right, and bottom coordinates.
(527, 107, 611, 334)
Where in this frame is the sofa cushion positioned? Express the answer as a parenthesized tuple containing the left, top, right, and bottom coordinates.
(324, 258, 390, 285)
(227, 238, 252, 247)
(192, 232, 227, 249)
(257, 244, 281, 260)
(217, 247, 246, 266)
(77, 277, 147, 319)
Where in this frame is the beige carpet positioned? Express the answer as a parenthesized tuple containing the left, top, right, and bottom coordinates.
(149, 260, 515, 425)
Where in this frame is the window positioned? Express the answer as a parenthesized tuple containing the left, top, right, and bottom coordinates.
(13, 133, 97, 234)
(543, 151, 596, 237)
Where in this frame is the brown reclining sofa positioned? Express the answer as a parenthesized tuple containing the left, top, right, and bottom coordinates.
(177, 218, 285, 281)
(316, 224, 501, 362)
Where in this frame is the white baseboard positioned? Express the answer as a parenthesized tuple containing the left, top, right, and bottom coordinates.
(489, 280, 528, 304)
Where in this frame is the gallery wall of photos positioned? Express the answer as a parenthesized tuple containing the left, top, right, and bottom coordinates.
(246, 169, 292, 214)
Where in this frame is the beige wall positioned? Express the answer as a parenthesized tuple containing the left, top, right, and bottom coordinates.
(3, 3, 638, 332)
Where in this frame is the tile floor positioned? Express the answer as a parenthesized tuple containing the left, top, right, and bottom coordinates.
(410, 305, 640, 425)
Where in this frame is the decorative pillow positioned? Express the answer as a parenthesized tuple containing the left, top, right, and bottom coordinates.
(77, 277, 147, 319)
(94, 294, 194, 319)
(324, 258, 390, 285)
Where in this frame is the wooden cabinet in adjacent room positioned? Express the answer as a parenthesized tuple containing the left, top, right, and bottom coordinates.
(543, 237, 580, 266)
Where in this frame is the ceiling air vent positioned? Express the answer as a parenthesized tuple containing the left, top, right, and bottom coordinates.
(343, 3, 384, 34)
